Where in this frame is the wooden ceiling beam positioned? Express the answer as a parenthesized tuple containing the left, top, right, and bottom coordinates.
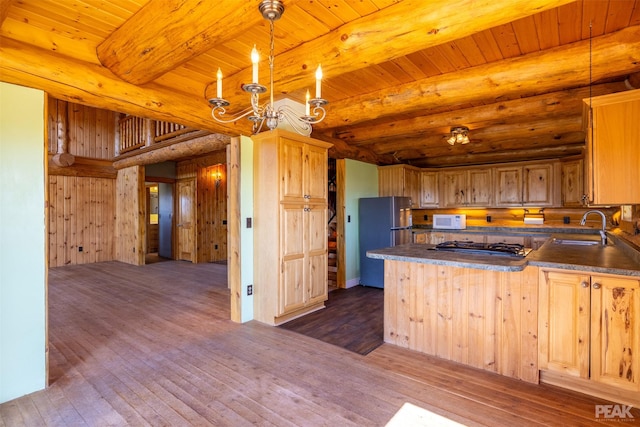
(0, 36, 245, 135)
(406, 144, 585, 168)
(96, 0, 269, 85)
(329, 82, 627, 144)
(212, 0, 575, 104)
(368, 117, 583, 155)
(0, 0, 13, 27)
(315, 25, 640, 129)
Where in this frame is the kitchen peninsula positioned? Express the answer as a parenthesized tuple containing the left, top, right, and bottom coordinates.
(367, 233, 640, 406)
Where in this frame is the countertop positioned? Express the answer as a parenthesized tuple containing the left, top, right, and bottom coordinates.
(367, 233, 640, 276)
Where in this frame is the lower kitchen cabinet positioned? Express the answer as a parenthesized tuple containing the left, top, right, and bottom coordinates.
(539, 269, 640, 404)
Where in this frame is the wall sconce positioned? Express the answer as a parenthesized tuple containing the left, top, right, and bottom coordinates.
(215, 171, 222, 188)
(447, 126, 470, 145)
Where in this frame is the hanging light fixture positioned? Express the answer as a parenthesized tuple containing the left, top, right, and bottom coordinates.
(447, 126, 470, 145)
(208, 0, 328, 136)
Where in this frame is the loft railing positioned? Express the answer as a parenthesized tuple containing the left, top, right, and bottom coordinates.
(118, 116, 197, 155)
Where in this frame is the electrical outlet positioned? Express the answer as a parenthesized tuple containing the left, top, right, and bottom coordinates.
(247, 285, 253, 296)
(423, 214, 428, 221)
(78, 246, 83, 252)
(215, 244, 218, 249)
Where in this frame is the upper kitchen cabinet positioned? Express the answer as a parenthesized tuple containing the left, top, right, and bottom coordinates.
(561, 158, 585, 207)
(583, 89, 640, 205)
(420, 170, 439, 208)
(378, 164, 421, 208)
(440, 167, 492, 207)
(494, 162, 556, 207)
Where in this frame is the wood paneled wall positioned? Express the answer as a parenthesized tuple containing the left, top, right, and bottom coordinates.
(115, 166, 145, 265)
(384, 261, 539, 383)
(47, 97, 116, 160)
(177, 150, 227, 263)
(48, 176, 116, 267)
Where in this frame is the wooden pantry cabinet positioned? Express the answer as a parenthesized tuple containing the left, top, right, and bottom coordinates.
(252, 129, 332, 325)
(539, 269, 640, 404)
(583, 88, 640, 205)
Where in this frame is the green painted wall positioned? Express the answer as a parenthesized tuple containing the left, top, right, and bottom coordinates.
(240, 135, 254, 322)
(343, 159, 378, 287)
(0, 82, 47, 403)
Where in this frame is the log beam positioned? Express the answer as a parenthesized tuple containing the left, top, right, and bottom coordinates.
(316, 25, 640, 129)
(0, 36, 247, 136)
(211, 0, 574, 102)
(48, 156, 116, 178)
(329, 82, 627, 145)
(408, 144, 585, 168)
(96, 0, 275, 85)
(113, 133, 230, 169)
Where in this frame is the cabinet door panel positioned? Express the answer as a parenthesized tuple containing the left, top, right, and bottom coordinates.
(561, 160, 584, 206)
(539, 270, 590, 378)
(308, 252, 328, 305)
(306, 144, 327, 202)
(494, 167, 522, 206)
(281, 205, 304, 257)
(524, 164, 553, 205)
(420, 171, 439, 207)
(280, 137, 305, 200)
(590, 275, 640, 391)
(307, 204, 327, 254)
(468, 169, 492, 206)
(280, 257, 305, 315)
(441, 171, 467, 207)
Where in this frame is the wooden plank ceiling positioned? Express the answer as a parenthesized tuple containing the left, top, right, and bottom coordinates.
(1, 0, 640, 167)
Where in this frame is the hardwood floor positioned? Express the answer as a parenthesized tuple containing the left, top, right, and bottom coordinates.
(280, 285, 383, 355)
(0, 260, 634, 426)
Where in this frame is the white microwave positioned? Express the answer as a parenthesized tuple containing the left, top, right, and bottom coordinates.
(433, 214, 467, 230)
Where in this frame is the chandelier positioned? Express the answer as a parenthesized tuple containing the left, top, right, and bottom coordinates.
(447, 126, 470, 145)
(208, 0, 328, 136)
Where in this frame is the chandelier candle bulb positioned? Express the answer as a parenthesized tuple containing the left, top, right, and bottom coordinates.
(305, 90, 311, 116)
(315, 65, 322, 98)
(216, 68, 223, 98)
(251, 45, 259, 84)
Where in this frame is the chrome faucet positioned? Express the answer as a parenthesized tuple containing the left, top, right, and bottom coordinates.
(580, 210, 607, 245)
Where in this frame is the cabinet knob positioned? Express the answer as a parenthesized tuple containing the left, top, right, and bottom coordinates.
(580, 281, 589, 288)
(592, 282, 601, 290)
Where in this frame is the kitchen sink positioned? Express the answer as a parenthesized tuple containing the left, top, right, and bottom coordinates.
(552, 238, 604, 246)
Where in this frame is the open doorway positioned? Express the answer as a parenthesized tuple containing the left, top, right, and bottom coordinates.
(145, 181, 174, 264)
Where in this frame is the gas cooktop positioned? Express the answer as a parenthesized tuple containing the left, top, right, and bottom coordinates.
(433, 241, 532, 258)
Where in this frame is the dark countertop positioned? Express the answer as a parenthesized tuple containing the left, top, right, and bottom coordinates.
(367, 233, 640, 276)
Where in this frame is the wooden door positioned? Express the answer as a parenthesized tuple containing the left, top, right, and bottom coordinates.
(176, 178, 196, 262)
(468, 168, 492, 206)
(538, 270, 590, 378)
(523, 164, 553, 206)
(590, 274, 640, 392)
(494, 166, 522, 206)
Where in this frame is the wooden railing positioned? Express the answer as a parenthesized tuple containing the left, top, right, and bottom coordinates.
(118, 116, 197, 155)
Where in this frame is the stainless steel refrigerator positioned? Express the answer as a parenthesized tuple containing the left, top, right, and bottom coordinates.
(358, 196, 412, 288)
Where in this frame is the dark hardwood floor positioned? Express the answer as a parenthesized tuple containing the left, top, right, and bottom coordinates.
(280, 285, 383, 355)
(0, 260, 633, 426)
